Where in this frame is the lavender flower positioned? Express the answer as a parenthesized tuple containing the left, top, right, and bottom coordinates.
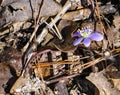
(73, 27, 103, 47)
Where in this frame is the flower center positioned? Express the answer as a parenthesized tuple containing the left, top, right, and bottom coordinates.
(79, 28, 92, 38)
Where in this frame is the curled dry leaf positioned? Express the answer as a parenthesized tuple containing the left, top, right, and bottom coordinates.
(50, 20, 78, 52)
(62, 8, 91, 21)
(0, 0, 62, 27)
(87, 70, 120, 95)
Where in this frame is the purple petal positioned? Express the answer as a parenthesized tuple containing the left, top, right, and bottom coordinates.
(72, 32, 80, 37)
(83, 38, 91, 47)
(84, 28, 92, 32)
(73, 38, 83, 46)
(90, 32, 103, 41)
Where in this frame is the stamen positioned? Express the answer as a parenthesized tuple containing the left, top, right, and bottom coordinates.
(79, 27, 92, 38)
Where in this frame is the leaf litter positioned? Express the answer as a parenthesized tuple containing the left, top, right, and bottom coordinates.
(0, 0, 120, 95)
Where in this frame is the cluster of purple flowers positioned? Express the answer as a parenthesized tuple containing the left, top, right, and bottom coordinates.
(73, 27, 103, 47)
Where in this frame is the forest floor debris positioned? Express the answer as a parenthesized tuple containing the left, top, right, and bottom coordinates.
(0, 0, 120, 95)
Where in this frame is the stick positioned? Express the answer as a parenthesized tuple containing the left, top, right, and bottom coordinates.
(36, 0, 72, 44)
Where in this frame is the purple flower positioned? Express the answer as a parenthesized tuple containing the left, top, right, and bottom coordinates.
(73, 27, 103, 47)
